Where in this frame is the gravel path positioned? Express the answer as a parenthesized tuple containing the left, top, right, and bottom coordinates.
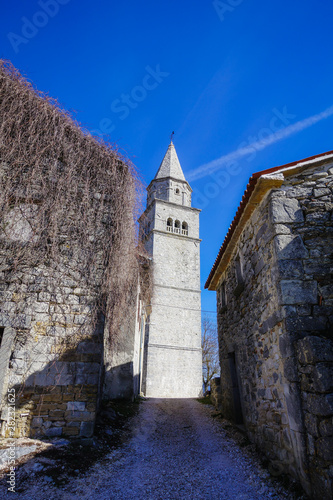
(1, 399, 305, 499)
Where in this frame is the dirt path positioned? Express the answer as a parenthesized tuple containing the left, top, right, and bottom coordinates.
(1, 399, 304, 499)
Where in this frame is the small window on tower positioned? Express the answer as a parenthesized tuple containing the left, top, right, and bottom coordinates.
(182, 222, 188, 236)
(174, 220, 180, 234)
(175, 188, 180, 195)
(166, 218, 173, 232)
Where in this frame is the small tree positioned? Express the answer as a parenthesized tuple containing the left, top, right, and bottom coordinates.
(201, 316, 220, 393)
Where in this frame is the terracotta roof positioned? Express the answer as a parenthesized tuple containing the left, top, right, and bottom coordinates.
(205, 149, 333, 290)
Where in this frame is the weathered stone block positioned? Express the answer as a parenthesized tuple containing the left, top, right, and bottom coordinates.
(0, 313, 31, 328)
(64, 410, 95, 421)
(35, 403, 67, 412)
(258, 312, 282, 335)
(62, 426, 79, 436)
(34, 312, 50, 323)
(319, 284, 333, 299)
(34, 302, 49, 313)
(297, 336, 333, 364)
(70, 362, 101, 375)
(67, 401, 86, 411)
(271, 197, 304, 223)
(283, 358, 299, 382)
(75, 373, 99, 385)
(39, 394, 63, 403)
(275, 235, 308, 260)
(285, 186, 313, 199)
(297, 305, 312, 316)
(316, 437, 333, 460)
(306, 394, 333, 416)
(31, 417, 43, 428)
(49, 410, 65, 417)
(306, 212, 330, 223)
(319, 419, 333, 437)
(278, 259, 304, 279)
(73, 314, 88, 325)
(314, 188, 331, 198)
(34, 363, 74, 386)
(38, 292, 51, 301)
(304, 412, 319, 437)
(279, 334, 294, 358)
(285, 314, 327, 333)
(280, 280, 317, 305)
(273, 224, 292, 235)
(66, 294, 80, 305)
(80, 421, 94, 437)
(304, 260, 331, 278)
(77, 342, 101, 355)
(300, 364, 333, 393)
(44, 427, 62, 437)
(262, 425, 276, 442)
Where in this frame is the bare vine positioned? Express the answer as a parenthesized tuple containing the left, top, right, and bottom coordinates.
(0, 59, 143, 357)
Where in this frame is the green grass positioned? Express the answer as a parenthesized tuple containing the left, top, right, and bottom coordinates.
(197, 396, 212, 405)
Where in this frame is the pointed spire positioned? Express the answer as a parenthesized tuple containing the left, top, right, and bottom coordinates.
(154, 141, 186, 181)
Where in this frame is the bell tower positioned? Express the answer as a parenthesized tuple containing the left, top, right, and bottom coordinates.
(139, 141, 202, 397)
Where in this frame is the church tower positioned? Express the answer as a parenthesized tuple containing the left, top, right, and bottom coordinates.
(139, 141, 202, 397)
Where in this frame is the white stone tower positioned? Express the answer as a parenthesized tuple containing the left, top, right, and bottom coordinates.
(139, 141, 202, 397)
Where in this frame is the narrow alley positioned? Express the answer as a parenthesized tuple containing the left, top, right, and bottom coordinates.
(2, 399, 306, 500)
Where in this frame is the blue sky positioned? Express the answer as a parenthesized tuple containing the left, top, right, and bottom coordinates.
(1, 0, 333, 319)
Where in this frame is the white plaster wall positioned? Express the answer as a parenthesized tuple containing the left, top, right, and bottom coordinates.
(143, 198, 202, 398)
(144, 346, 202, 398)
(149, 285, 201, 348)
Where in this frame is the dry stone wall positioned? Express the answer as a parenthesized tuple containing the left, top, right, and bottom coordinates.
(0, 260, 104, 439)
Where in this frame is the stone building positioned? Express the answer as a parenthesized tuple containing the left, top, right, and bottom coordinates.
(139, 142, 202, 397)
(0, 60, 144, 441)
(206, 151, 333, 498)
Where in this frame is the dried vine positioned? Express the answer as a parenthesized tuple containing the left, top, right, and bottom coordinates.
(0, 59, 143, 355)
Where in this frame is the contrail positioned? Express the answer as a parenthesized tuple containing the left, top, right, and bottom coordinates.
(187, 105, 333, 182)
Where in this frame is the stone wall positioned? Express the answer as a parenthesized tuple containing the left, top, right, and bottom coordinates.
(0, 60, 144, 442)
(277, 163, 333, 498)
(216, 191, 295, 474)
(215, 160, 333, 498)
(0, 261, 104, 440)
(210, 377, 222, 409)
